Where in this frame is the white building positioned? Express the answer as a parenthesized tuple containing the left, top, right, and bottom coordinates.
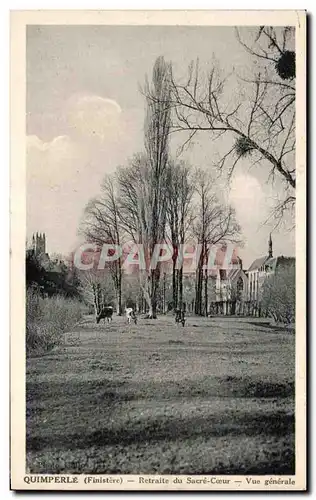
(247, 233, 273, 302)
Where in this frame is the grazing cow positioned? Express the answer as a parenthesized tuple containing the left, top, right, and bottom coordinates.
(175, 309, 186, 327)
(96, 306, 113, 324)
(126, 307, 137, 325)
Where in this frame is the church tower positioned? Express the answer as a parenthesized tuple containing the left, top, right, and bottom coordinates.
(33, 232, 46, 254)
(268, 233, 273, 258)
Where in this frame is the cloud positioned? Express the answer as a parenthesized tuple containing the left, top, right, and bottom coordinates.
(229, 173, 270, 229)
(228, 173, 287, 267)
(26, 134, 82, 250)
(27, 94, 126, 188)
(27, 134, 70, 152)
(66, 94, 123, 143)
(26, 93, 137, 254)
(27, 134, 80, 187)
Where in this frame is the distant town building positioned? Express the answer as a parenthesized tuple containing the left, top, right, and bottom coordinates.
(31, 232, 46, 255)
(207, 234, 295, 316)
(30, 232, 50, 268)
(246, 234, 295, 302)
(208, 250, 248, 314)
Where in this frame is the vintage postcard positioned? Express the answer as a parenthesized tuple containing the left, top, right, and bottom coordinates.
(10, 10, 306, 491)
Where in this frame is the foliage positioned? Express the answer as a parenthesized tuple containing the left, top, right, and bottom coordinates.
(26, 250, 46, 290)
(261, 261, 295, 324)
(26, 249, 81, 299)
(26, 288, 83, 355)
(276, 51, 295, 80)
(234, 137, 255, 158)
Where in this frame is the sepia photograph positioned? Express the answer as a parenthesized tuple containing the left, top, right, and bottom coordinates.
(10, 10, 306, 491)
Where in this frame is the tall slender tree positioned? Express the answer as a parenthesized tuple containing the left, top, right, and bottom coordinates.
(166, 160, 194, 310)
(81, 175, 123, 315)
(131, 56, 172, 318)
(193, 169, 241, 315)
(117, 150, 169, 318)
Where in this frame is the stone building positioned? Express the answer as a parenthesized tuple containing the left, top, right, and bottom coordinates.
(31, 232, 46, 255)
(207, 248, 248, 315)
(246, 233, 273, 302)
(246, 233, 295, 303)
(30, 232, 50, 268)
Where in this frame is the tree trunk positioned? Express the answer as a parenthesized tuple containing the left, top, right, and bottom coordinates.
(118, 265, 123, 315)
(141, 272, 152, 316)
(172, 257, 178, 311)
(178, 267, 183, 310)
(204, 269, 208, 316)
(195, 265, 203, 315)
(116, 288, 122, 316)
(92, 283, 99, 315)
(147, 303, 153, 318)
(141, 270, 159, 319)
(150, 267, 160, 319)
(162, 272, 166, 314)
(194, 276, 199, 315)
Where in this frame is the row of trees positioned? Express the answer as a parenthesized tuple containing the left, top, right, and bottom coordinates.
(79, 27, 295, 319)
(80, 162, 241, 318)
(80, 56, 241, 318)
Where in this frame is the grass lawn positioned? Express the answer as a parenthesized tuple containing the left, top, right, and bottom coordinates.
(26, 315, 295, 475)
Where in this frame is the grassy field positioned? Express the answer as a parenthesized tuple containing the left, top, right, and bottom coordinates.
(26, 315, 295, 475)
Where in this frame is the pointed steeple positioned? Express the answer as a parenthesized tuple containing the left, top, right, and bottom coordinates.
(268, 233, 273, 258)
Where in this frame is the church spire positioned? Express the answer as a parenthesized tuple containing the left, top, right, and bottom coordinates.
(268, 233, 273, 258)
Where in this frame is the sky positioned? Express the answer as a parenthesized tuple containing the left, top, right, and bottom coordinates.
(26, 25, 295, 268)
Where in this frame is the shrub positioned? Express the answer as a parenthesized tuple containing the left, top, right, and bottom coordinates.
(26, 289, 82, 356)
(261, 263, 295, 324)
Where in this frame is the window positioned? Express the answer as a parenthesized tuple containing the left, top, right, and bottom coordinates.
(237, 276, 243, 300)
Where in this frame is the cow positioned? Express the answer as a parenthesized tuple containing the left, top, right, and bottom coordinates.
(175, 309, 186, 327)
(96, 306, 113, 324)
(125, 307, 137, 325)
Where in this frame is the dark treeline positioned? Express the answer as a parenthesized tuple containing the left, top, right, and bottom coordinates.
(26, 249, 81, 299)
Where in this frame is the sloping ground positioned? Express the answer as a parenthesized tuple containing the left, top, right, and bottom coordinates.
(26, 315, 295, 474)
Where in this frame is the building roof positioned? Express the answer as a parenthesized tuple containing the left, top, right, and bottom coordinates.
(247, 256, 268, 272)
(248, 254, 295, 273)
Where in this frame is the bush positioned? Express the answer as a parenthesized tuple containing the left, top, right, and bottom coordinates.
(26, 289, 82, 356)
(261, 263, 295, 324)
